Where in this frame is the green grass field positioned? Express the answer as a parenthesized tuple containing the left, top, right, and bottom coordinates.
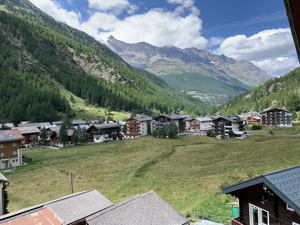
(58, 84, 131, 121)
(4, 124, 300, 220)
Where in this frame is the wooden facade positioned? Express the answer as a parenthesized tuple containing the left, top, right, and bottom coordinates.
(125, 118, 141, 137)
(247, 117, 261, 125)
(260, 109, 292, 127)
(154, 114, 185, 133)
(230, 183, 300, 225)
(212, 116, 245, 136)
(87, 124, 120, 142)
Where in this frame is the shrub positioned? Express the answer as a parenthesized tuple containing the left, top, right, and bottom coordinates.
(207, 130, 216, 137)
(251, 125, 262, 130)
(221, 134, 226, 139)
(269, 130, 274, 135)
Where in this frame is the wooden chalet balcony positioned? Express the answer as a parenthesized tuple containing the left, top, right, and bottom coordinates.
(125, 133, 141, 136)
(231, 217, 243, 225)
(127, 125, 140, 128)
(127, 122, 140, 125)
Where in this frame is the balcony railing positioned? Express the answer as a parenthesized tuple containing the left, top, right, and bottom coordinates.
(231, 217, 243, 225)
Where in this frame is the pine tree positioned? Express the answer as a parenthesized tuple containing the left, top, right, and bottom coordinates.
(70, 95, 75, 103)
(292, 110, 297, 120)
(164, 120, 178, 138)
(147, 122, 151, 135)
(41, 127, 47, 142)
(71, 128, 78, 145)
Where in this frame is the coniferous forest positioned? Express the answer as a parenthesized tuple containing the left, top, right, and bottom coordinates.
(211, 67, 300, 115)
(0, 8, 208, 124)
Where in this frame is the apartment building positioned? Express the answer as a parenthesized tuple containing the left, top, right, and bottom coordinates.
(0, 130, 24, 169)
(259, 108, 292, 127)
(125, 116, 152, 139)
(190, 117, 212, 132)
(212, 116, 246, 138)
(154, 114, 185, 133)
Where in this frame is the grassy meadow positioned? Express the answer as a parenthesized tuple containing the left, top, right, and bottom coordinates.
(58, 84, 130, 121)
(4, 124, 300, 219)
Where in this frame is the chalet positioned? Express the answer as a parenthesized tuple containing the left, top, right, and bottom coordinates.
(247, 117, 261, 125)
(154, 114, 186, 133)
(72, 119, 86, 126)
(88, 120, 101, 125)
(222, 165, 300, 225)
(0, 189, 189, 225)
(248, 111, 259, 117)
(284, 0, 300, 61)
(125, 116, 152, 139)
(212, 116, 246, 138)
(184, 116, 193, 130)
(11, 126, 40, 147)
(0, 173, 9, 216)
(18, 122, 51, 130)
(118, 121, 126, 133)
(190, 117, 212, 132)
(48, 127, 75, 147)
(87, 123, 121, 143)
(259, 108, 292, 127)
(0, 130, 23, 169)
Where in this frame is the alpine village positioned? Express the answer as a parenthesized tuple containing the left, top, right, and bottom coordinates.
(0, 0, 299, 225)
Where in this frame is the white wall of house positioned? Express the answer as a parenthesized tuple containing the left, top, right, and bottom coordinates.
(93, 134, 117, 142)
(0, 148, 22, 169)
(185, 121, 191, 130)
(0, 182, 3, 216)
(53, 141, 75, 147)
(200, 121, 212, 130)
(235, 133, 247, 139)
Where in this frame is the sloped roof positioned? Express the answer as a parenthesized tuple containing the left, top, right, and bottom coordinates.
(0, 173, 9, 184)
(0, 190, 113, 224)
(92, 124, 121, 130)
(195, 117, 212, 122)
(18, 122, 51, 128)
(0, 130, 24, 143)
(86, 191, 189, 225)
(4, 123, 14, 128)
(1, 207, 64, 225)
(72, 119, 86, 124)
(184, 116, 193, 121)
(75, 125, 90, 130)
(52, 121, 63, 125)
(222, 165, 300, 216)
(130, 116, 153, 122)
(155, 114, 185, 120)
(11, 126, 40, 134)
(49, 189, 113, 224)
(259, 108, 292, 114)
(48, 127, 74, 137)
(212, 116, 245, 123)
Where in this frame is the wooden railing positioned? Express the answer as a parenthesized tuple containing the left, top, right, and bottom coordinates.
(231, 217, 243, 225)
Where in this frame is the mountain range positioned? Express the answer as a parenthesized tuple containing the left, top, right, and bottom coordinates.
(0, 0, 210, 125)
(105, 36, 272, 104)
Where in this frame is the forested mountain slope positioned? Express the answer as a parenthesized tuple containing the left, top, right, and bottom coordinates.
(0, 10, 208, 125)
(212, 67, 300, 116)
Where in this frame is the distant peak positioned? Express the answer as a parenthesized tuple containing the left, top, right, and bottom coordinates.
(108, 35, 116, 40)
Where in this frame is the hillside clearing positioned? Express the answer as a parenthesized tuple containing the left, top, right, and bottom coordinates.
(4, 124, 300, 219)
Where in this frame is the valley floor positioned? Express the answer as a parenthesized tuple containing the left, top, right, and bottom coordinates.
(4, 124, 300, 221)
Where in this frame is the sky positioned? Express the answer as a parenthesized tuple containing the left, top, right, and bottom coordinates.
(28, 0, 299, 77)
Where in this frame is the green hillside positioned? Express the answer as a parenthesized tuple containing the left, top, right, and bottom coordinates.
(0, 9, 209, 124)
(160, 72, 250, 97)
(212, 67, 300, 116)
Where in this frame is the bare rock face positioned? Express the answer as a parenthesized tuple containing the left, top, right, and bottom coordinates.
(105, 36, 272, 88)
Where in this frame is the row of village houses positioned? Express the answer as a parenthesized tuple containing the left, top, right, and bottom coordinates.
(0, 108, 292, 169)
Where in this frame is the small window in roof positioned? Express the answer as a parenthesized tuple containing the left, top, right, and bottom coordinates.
(9, 134, 12, 137)
(0, 134, 2, 136)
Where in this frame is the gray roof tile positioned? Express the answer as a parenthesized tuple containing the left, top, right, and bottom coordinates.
(0, 130, 24, 143)
(48, 190, 113, 224)
(131, 116, 153, 122)
(87, 191, 189, 225)
(11, 126, 40, 134)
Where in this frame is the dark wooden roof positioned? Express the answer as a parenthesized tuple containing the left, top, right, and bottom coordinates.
(222, 165, 300, 216)
(284, 0, 300, 61)
(259, 108, 292, 114)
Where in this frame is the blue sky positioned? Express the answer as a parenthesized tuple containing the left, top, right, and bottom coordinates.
(29, 0, 299, 77)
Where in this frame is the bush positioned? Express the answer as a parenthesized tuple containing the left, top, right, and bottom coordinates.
(221, 134, 226, 139)
(269, 130, 274, 135)
(251, 125, 262, 130)
(207, 130, 216, 137)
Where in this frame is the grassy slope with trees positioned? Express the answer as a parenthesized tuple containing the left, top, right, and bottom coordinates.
(0, 10, 209, 125)
(5, 124, 300, 221)
(160, 72, 251, 98)
(212, 67, 300, 116)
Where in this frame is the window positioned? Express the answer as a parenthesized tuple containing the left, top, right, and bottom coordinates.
(287, 204, 294, 212)
(12, 142, 18, 147)
(249, 204, 269, 225)
(12, 159, 14, 163)
(0, 153, 5, 157)
(0, 144, 4, 148)
(12, 151, 17, 155)
(15, 159, 18, 163)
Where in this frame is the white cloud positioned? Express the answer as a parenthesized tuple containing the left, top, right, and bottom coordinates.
(87, 0, 138, 15)
(167, 0, 194, 8)
(214, 28, 296, 61)
(29, 0, 81, 29)
(252, 57, 299, 77)
(209, 37, 225, 46)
